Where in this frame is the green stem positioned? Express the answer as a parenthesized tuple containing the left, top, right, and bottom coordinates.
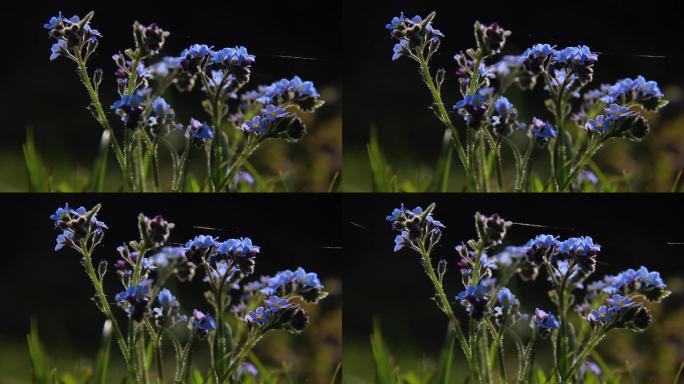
(560, 139, 604, 191)
(416, 50, 475, 190)
(223, 332, 262, 382)
(418, 243, 482, 384)
(75, 51, 134, 191)
(497, 334, 508, 384)
(517, 139, 534, 192)
(564, 330, 605, 380)
(216, 139, 260, 191)
(519, 331, 537, 384)
(478, 132, 488, 192)
(176, 330, 195, 384)
(481, 327, 491, 383)
(174, 139, 191, 192)
(81, 248, 138, 383)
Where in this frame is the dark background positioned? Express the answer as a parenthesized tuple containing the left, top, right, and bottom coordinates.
(0, 194, 342, 354)
(0, 1, 342, 189)
(343, 194, 684, 352)
(343, 0, 684, 190)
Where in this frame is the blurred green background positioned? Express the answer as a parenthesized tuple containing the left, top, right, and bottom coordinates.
(1, 1, 341, 192)
(342, 0, 684, 192)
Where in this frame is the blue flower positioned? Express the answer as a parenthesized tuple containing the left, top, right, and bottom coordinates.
(50, 203, 71, 221)
(240, 115, 267, 134)
(55, 230, 74, 251)
(178, 44, 212, 73)
(497, 287, 516, 307)
(245, 306, 270, 325)
(495, 97, 514, 116)
(585, 114, 609, 133)
(217, 237, 260, 274)
(554, 45, 598, 66)
(111, 94, 145, 129)
(588, 305, 614, 323)
(50, 40, 68, 61)
(259, 268, 325, 302)
(456, 284, 490, 320)
(44, 12, 64, 30)
(191, 309, 217, 331)
(251, 76, 322, 112)
(392, 40, 411, 61)
(454, 92, 488, 129)
(603, 104, 633, 121)
(217, 237, 260, 258)
(211, 46, 255, 68)
(393, 231, 411, 252)
(634, 76, 664, 98)
(559, 236, 600, 257)
(262, 104, 289, 122)
(533, 308, 560, 329)
(530, 117, 557, 139)
(115, 284, 151, 321)
(152, 288, 186, 326)
(635, 266, 665, 287)
(385, 204, 406, 222)
(521, 43, 555, 72)
(263, 296, 291, 312)
(606, 294, 634, 310)
(187, 118, 214, 142)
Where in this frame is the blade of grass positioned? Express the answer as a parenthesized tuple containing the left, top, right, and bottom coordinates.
(89, 131, 110, 192)
(328, 171, 341, 192)
(371, 318, 397, 384)
(27, 319, 52, 384)
(672, 170, 683, 193)
(23, 127, 50, 192)
(367, 126, 391, 192)
(93, 320, 112, 384)
(674, 360, 684, 384)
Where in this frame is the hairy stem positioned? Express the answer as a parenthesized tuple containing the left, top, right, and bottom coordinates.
(418, 243, 482, 384)
(82, 248, 138, 383)
(416, 50, 475, 190)
(75, 52, 134, 191)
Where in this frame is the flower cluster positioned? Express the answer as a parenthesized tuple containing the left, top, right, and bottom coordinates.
(111, 93, 146, 129)
(115, 284, 152, 321)
(240, 105, 307, 142)
(533, 308, 560, 331)
(44, 12, 101, 61)
(386, 203, 445, 253)
(45, 11, 324, 192)
(249, 76, 324, 112)
(152, 288, 186, 327)
(49, 203, 327, 381)
(245, 296, 310, 333)
(456, 283, 490, 320)
(258, 268, 327, 303)
(587, 266, 670, 303)
(385, 13, 669, 192)
(384, 204, 670, 382)
(51, 203, 107, 252)
(386, 12, 443, 61)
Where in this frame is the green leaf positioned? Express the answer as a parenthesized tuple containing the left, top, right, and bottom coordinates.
(89, 131, 110, 192)
(93, 320, 112, 384)
(23, 127, 51, 192)
(367, 127, 391, 192)
(27, 319, 53, 384)
(328, 171, 341, 192)
(431, 329, 455, 384)
(370, 318, 397, 384)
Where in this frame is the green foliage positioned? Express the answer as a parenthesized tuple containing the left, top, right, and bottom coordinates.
(23, 128, 52, 192)
(27, 320, 57, 384)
